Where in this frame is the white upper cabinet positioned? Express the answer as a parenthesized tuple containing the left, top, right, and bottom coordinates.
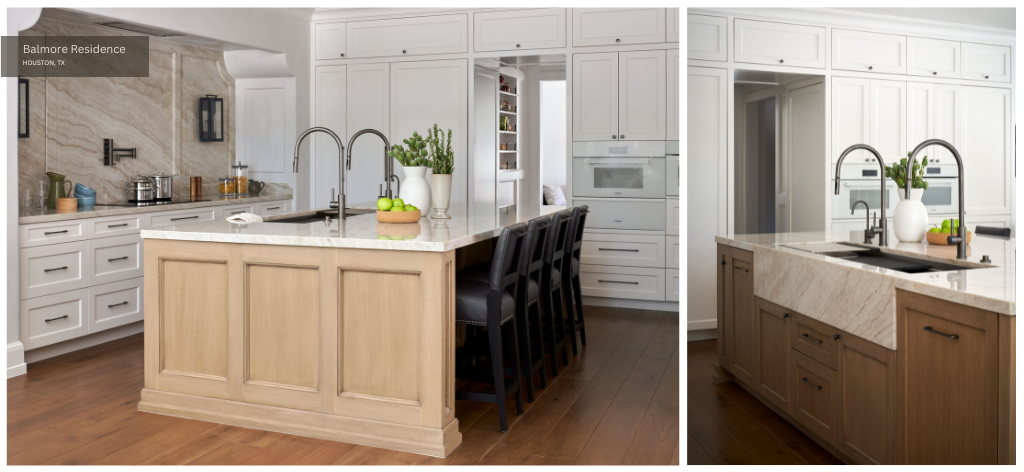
(906, 82, 934, 157)
(961, 86, 1011, 215)
(572, 8, 666, 47)
(346, 63, 391, 203)
(687, 14, 727, 62)
(831, 29, 906, 74)
(907, 37, 960, 79)
(868, 79, 907, 164)
(667, 49, 680, 140)
(618, 50, 666, 141)
(961, 42, 1011, 83)
(315, 22, 347, 60)
(314, 65, 346, 209)
(347, 14, 468, 58)
(734, 19, 825, 69)
(473, 9, 566, 52)
(831, 77, 871, 162)
(667, 8, 679, 43)
(573, 52, 619, 141)
(931, 84, 962, 165)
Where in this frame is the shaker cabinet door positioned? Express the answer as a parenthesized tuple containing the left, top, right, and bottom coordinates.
(907, 37, 960, 79)
(727, 248, 755, 386)
(687, 14, 726, 61)
(618, 50, 666, 141)
(473, 8, 566, 52)
(831, 77, 871, 163)
(961, 86, 1011, 216)
(314, 22, 347, 60)
(573, 52, 619, 141)
(960, 42, 1011, 83)
(868, 79, 906, 165)
(734, 19, 825, 69)
(572, 8, 665, 47)
(831, 29, 907, 74)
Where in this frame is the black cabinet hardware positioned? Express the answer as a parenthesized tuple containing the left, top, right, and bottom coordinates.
(598, 248, 639, 252)
(108, 256, 128, 262)
(267, 207, 281, 210)
(598, 279, 639, 285)
(44, 266, 68, 272)
(833, 333, 841, 341)
(783, 313, 790, 318)
(44, 230, 68, 235)
(107, 223, 129, 228)
(800, 333, 822, 344)
(734, 266, 748, 272)
(108, 301, 129, 308)
(801, 377, 822, 390)
(924, 326, 959, 339)
(44, 315, 69, 322)
(170, 216, 199, 221)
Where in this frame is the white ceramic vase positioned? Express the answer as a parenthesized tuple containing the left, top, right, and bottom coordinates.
(893, 188, 928, 242)
(399, 166, 431, 214)
(430, 174, 452, 219)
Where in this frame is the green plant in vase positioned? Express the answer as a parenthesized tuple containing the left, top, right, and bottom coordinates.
(388, 132, 432, 168)
(426, 123, 454, 219)
(884, 151, 929, 191)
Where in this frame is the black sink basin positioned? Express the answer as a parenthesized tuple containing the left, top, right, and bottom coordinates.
(816, 245, 973, 273)
(264, 208, 375, 224)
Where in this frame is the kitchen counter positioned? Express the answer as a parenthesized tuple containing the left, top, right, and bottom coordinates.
(716, 231, 1015, 350)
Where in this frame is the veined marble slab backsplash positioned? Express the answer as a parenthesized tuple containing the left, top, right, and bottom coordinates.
(18, 18, 237, 205)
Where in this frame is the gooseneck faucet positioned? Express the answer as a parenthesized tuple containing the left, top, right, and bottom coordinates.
(293, 127, 346, 217)
(850, 200, 874, 244)
(346, 129, 399, 200)
(836, 144, 887, 246)
(909, 139, 967, 259)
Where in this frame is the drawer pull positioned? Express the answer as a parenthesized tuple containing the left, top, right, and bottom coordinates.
(170, 216, 199, 221)
(783, 313, 790, 318)
(598, 248, 640, 252)
(44, 315, 69, 323)
(800, 333, 823, 344)
(734, 266, 748, 272)
(924, 326, 959, 340)
(107, 223, 129, 228)
(231, 210, 245, 214)
(44, 266, 68, 273)
(267, 206, 281, 210)
(107, 256, 129, 262)
(598, 279, 639, 285)
(44, 230, 69, 235)
(801, 377, 822, 390)
(107, 301, 129, 308)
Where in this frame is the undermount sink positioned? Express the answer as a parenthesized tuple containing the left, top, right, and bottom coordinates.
(782, 242, 975, 274)
(264, 208, 375, 224)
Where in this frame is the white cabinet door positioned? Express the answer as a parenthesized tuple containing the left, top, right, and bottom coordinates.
(20, 240, 90, 300)
(906, 82, 934, 159)
(734, 19, 825, 69)
(218, 204, 254, 219)
(907, 37, 960, 79)
(961, 86, 1011, 215)
(572, 8, 665, 47)
(831, 29, 906, 74)
(391, 60, 468, 205)
(347, 14, 468, 58)
(666, 269, 680, 302)
(618, 50, 666, 141)
(145, 208, 217, 229)
(21, 288, 90, 350)
(572, 52, 619, 141)
(256, 201, 292, 216)
(581, 232, 666, 268)
(667, 8, 679, 43)
(687, 14, 726, 61)
(931, 84, 962, 165)
(87, 214, 142, 238)
(315, 22, 347, 60)
(473, 8, 566, 52)
(347, 63, 391, 203)
(667, 49, 680, 140)
(88, 234, 143, 286)
(831, 77, 871, 163)
(961, 42, 1011, 83)
(19, 220, 87, 248)
(89, 277, 144, 334)
(579, 264, 666, 301)
(687, 66, 726, 331)
(314, 65, 346, 209)
(868, 79, 906, 165)
(666, 197, 680, 235)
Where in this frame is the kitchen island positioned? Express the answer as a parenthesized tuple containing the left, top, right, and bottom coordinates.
(714, 231, 1015, 465)
(137, 205, 565, 457)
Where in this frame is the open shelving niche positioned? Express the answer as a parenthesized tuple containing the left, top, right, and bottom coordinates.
(498, 67, 523, 215)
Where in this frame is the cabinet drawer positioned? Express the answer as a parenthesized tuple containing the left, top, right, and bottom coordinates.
(146, 208, 216, 229)
(831, 29, 907, 74)
(572, 8, 665, 47)
(20, 220, 87, 248)
(257, 201, 291, 216)
(666, 197, 680, 235)
(21, 288, 90, 350)
(315, 22, 347, 60)
(687, 14, 727, 61)
(89, 277, 144, 333)
(572, 198, 666, 232)
(734, 19, 825, 69)
(791, 350, 839, 446)
(579, 264, 665, 301)
(218, 204, 255, 219)
(792, 313, 838, 370)
(907, 37, 960, 79)
(581, 232, 665, 268)
(20, 241, 89, 300)
(88, 234, 143, 286)
(88, 214, 142, 238)
(474, 9, 566, 52)
(346, 14, 468, 58)
(961, 42, 1010, 83)
(665, 269, 679, 302)
(666, 236, 679, 269)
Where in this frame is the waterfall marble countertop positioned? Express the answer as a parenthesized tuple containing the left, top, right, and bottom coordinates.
(717, 231, 1015, 350)
(142, 204, 568, 253)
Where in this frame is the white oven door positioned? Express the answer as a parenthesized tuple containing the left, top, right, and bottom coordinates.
(920, 178, 958, 215)
(572, 157, 666, 198)
(832, 180, 898, 220)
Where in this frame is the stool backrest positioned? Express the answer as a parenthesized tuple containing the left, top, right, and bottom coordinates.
(542, 210, 574, 285)
(518, 216, 551, 301)
(489, 223, 529, 296)
(565, 205, 588, 264)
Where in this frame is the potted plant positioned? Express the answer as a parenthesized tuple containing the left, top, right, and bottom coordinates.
(427, 124, 454, 219)
(884, 152, 929, 200)
(886, 152, 929, 242)
(388, 131, 433, 214)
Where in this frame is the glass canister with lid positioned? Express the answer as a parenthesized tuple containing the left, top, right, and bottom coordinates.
(219, 176, 236, 196)
(231, 162, 249, 196)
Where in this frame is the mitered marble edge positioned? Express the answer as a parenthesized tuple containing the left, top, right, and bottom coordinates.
(19, 191, 292, 225)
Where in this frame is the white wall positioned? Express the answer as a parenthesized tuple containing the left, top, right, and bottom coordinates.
(540, 80, 567, 189)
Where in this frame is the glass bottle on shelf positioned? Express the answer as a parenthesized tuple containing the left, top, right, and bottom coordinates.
(231, 162, 249, 196)
(219, 177, 235, 196)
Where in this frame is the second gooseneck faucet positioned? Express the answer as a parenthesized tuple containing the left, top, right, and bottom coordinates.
(835, 144, 888, 246)
(293, 127, 397, 218)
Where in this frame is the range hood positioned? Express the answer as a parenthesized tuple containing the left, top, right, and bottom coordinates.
(97, 21, 185, 37)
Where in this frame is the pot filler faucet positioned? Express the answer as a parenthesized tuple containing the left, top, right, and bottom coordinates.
(835, 144, 887, 246)
(909, 139, 967, 260)
(293, 127, 398, 219)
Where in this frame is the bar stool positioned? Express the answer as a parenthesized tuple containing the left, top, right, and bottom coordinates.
(541, 209, 575, 371)
(561, 206, 589, 356)
(454, 224, 527, 432)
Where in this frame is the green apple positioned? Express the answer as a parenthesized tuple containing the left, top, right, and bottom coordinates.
(391, 198, 405, 207)
(390, 206, 404, 212)
(377, 197, 393, 211)
(377, 235, 389, 240)
(391, 235, 404, 240)
(928, 227, 941, 233)
(404, 205, 416, 211)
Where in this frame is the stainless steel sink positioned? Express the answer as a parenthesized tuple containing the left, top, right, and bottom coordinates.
(264, 208, 375, 224)
(783, 242, 975, 274)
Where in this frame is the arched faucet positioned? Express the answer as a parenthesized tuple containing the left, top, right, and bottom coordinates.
(850, 200, 874, 244)
(835, 144, 887, 246)
(293, 127, 347, 217)
(909, 139, 967, 259)
(347, 129, 399, 200)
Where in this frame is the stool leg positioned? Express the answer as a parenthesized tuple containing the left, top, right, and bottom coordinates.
(572, 275, 587, 346)
(515, 305, 535, 403)
(488, 322, 509, 432)
(553, 286, 569, 366)
(541, 290, 560, 377)
(562, 282, 579, 357)
(530, 302, 548, 389)
(508, 319, 525, 415)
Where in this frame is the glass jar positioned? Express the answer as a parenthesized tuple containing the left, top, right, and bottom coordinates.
(232, 163, 249, 196)
(219, 177, 235, 196)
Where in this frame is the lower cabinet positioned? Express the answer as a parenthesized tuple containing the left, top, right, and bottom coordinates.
(755, 298, 790, 412)
(791, 350, 839, 447)
(837, 328, 896, 465)
(726, 247, 755, 386)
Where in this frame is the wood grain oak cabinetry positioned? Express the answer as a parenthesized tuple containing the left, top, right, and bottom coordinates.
(725, 247, 755, 386)
(755, 298, 791, 412)
(837, 328, 897, 465)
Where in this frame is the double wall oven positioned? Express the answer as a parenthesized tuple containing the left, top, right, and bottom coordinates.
(572, 141, 667, 231)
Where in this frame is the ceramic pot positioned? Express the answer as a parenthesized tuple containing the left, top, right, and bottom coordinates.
(430, 174, 452, 219)
(400, 166, 432, 214)
(893, 188, 928, 242)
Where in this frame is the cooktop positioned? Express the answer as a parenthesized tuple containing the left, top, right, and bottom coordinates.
(93, 197, 212, 207)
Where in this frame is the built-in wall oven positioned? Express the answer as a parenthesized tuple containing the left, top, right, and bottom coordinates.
(832, 164, 959, 221)
(572, 141, 666, 198)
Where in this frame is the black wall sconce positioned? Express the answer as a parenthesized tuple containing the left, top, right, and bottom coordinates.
(198, 94, 224, 142)
(18, 78, 29, 138)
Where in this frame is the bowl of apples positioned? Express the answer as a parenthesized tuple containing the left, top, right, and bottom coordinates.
(925, 218, 972, 245)
(376, 197, 421, 223)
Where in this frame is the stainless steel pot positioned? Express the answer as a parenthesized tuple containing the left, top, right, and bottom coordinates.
(125, 177, 156, 202)
(143, 172, 176, 200)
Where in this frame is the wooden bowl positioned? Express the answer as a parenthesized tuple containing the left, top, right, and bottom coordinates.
(56, 197, 78, 211)
(926, 231, 972, 245)
(376, 222, 422, 238)
(376, 210, 421, 224)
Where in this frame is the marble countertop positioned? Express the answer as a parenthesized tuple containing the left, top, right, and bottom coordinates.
(141, 204, 569, 253)
(19, 189, 293, 225)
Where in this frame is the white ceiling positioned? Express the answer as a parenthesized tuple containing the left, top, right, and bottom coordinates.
(829, 8, 1015, 31)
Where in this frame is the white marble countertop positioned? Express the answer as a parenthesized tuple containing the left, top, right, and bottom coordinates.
(142, 204, 569, 253)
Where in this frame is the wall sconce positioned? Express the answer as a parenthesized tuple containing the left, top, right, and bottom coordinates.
(18, 78, 29, 138)
(198, 94, 224, 142)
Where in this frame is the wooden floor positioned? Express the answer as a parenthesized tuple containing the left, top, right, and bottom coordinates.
(687, 339, 844, 465)
(7, 305, 679, 465)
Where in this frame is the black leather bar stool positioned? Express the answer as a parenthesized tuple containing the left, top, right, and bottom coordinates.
(561, 206, 589, 356)
(454, 224, 527, 432)
(541, 209, 575, 371)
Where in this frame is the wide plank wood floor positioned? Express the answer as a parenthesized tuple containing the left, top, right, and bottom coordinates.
(687, 339, 844, 465)
(8, 305, 679, 465)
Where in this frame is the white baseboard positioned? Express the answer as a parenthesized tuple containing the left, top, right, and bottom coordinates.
(581, 296, 681, 312)
(7, 342, 27, 379)
(25, 321, 144, 365)
(687, 328, 718, 342)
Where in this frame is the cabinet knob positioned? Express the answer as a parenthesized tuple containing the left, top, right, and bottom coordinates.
(779, 59, 784, 64)
(619, 134, 625, 139)
(612, 135, 617, 139)
(615, 39, 621, 43)
(783, 313, 790, 318)
(933, 71, 937, 75)
(516, 44, 521, 48)
(985, 75, 990, 79)
(402, 50, 407, 54)
(340, 53, 344, 57)
(833, 333, 841, 341)
(868, 66, 873, 70)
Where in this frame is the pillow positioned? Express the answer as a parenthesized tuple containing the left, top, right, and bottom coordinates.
(542, 184, 566, 206)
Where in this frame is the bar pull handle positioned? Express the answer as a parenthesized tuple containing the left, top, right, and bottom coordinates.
(801, 333, 823, 344)
(107, 223, 129, 228)
(267, 206, 281, 210)
(44, 266, 68, 272)
(598, 248, 639, 252)
(924, 326, 959, 339)
(107, 256, 128, 262)
(231, 210, 245, 214)
(170, 216, 199, 221)
(44, 315, 69, 322)
(107, 301, 129, 308)
(801, 377, 822, 390)
(44, 230, 69, 235)
(734, 266, 748, 273)
(598, 279, 639, 285)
